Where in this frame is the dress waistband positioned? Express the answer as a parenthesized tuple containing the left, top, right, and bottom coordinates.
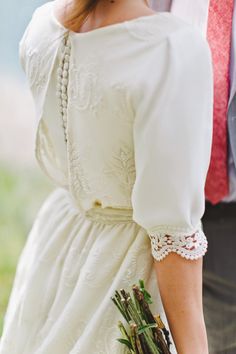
(84, 207, 134, 224)
(62, 188, 135, 224)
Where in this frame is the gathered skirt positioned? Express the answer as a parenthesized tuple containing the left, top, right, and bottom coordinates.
(0, 187, 176, 354)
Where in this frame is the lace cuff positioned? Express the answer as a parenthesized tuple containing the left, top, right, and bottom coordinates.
(148, 225, 208, 261)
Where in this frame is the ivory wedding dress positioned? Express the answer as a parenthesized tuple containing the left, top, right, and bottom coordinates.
(0, 1, 213, 353)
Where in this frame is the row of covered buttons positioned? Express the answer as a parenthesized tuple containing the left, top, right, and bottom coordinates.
(56, 35, 71, 143)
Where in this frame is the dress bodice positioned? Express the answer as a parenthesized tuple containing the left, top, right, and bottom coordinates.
(19, 1, 213, 261)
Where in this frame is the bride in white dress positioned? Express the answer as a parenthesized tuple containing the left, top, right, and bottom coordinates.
(0, 0, 213, 353)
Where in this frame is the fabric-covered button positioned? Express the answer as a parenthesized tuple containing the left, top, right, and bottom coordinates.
(62, 78, 68, 85)
(61, 85, 66, 93)
(64, 54, 70, 62)
(62, 70, 68, 78)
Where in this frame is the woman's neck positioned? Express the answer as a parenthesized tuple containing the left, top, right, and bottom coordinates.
(90, 0, 155, 27)
(54, 0, 156, 33)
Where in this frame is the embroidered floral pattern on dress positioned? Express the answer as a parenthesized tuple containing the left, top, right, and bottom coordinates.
(67, 140, 93, 200)
(61, 320, 87, 354)
(148, 227, 208, 261)
(35, 119, 63, 184)
(121, 242, 153, 287)
(68, 60, 103, 117)
(25, 48, 48, 93)
(36, 120, 57, 164)
(103, 144, 136, 200)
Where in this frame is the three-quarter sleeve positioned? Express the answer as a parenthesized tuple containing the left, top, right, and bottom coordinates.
(131, 26, 213, 261)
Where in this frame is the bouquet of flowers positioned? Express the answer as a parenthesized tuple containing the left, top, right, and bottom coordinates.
(111, 279, 172, 354)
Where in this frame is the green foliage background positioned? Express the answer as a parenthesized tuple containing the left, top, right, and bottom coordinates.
(0, 162, 52, 335)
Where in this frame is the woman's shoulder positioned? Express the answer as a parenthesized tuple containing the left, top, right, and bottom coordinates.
(24, 1, 55, 31)
(19, 1, 67, 70)
(19, 1, 66, 51)
(19, 1, 67, 85)
(134, 11, 209, 47)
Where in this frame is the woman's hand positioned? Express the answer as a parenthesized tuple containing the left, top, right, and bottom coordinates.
(154, 253, 209, 354)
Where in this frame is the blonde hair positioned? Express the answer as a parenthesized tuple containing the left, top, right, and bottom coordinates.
(63, 0, 100, 31)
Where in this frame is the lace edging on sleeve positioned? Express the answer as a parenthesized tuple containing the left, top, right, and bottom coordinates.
(148, 225, 208, 261)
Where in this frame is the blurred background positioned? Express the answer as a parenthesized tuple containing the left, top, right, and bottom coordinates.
(0, 0, 53, 335)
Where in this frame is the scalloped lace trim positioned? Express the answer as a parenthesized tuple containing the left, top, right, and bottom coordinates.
(148, 228, 208, 261)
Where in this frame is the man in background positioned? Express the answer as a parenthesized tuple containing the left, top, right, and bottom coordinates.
(150, 1, 236, 353)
